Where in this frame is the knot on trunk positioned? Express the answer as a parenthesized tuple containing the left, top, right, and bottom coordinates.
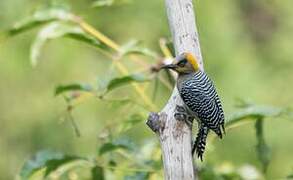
(146, 112, 167, 133)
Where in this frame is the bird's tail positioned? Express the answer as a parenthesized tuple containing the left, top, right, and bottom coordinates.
(192, 124, 209, 161)
(212, 122, 225, 139)
(213, 126, 223, 139)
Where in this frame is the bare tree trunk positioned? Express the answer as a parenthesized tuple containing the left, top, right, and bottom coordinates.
(146, 0, 203, 180)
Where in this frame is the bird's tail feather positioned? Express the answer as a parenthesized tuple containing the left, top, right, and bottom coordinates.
(192, 124, 209, 161)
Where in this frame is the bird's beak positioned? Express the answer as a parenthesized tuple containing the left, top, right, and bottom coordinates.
(160, 64, 177, 70)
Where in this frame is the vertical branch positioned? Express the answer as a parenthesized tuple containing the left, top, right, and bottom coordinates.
(165, 0, 204, 70)
(147, 0, 203, 180)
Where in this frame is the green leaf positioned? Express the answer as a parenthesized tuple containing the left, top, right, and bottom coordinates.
(99, 143, 122, 155)
(8, 7, 75, 36)
(119, 114, 143, 132)
(55, 83, 92, 96)
(226, 105, 284, 128)
(108, 160, 117, 167)
(143, 159, 161, 171)
(164, 38, 175, 57)
(287, 174, 293, 179)
(30, 22, 101, 67)
(93, 0, 114, 7)
(255, 119, 271, 173)
(92, 0, 131, 7)
(198, 164, 222, 180)
(66, 33, 102, 48)
(99, 137, 135, 155)
(234, 98, 254, 108)
(120, 40, 158, 58)
(106, 98, 133, 109)
(19, 150, 82, 179)
(91, 166, 105, 180)
(105, 74, 149, 93)
(124, 172, 150, 180)
(199, 163, 242, 180)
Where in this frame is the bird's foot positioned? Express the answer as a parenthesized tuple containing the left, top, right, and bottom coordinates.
(174, 105, 194, 127)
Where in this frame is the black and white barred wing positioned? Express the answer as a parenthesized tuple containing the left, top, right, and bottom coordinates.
(179, 71, 225, 137)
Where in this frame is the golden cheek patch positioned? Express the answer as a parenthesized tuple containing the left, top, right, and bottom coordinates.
(186, 53, 199, 71)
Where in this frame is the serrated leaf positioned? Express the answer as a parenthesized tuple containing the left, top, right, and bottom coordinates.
(19, 150, 82, 179)
(105, 74, 149, 93)
(226, 105, 284, 128)
(120, 40, 158, 58)
(91, 166, 105, 180)
(30, 22, 101, 67)
(55, 83, 92, 96)
(255, 119, 271, 173)
(99, 137, 135, 155)
(8, 7, 75, 36)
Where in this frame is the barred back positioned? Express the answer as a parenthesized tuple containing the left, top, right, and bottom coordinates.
(177, 71, 225, 136)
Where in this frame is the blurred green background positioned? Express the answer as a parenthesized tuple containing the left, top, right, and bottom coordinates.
(1, 0, 293, 179)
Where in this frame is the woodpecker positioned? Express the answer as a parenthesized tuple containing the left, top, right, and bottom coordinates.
(161, 52, 225, 160)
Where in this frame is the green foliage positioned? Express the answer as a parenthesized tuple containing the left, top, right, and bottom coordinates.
(30, 22, 101, 66)
(120, 40, 158, 58)
(92, 0, 131, 7)
(226, 104, 285, 128)
(99, 137, 135, 155)
(91, 166, 105, 180)
(288, 174, 293, 179)
(225, 103, 288, 175)
(18, 99, 288, 179)
(124, 172, 150, 180)
(6, 6, 107, 67)
(55, 83, 92, 96)
(19, 150, 83, 179)
(255, 119, 271, 173)
(104, 98, 133, 109)
(2, 0, 293, 179)
(119, 113, 144, 132)
(8, 7, 74, 36)
(104, 74, 150, 94)
(198, 164, 240, 180)
(199, 163, 263, 180)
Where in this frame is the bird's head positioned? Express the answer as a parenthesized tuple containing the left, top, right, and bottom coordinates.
(161, 52, 200, 74)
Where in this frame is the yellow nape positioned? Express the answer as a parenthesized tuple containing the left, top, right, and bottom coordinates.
(186, 53, 199, 71)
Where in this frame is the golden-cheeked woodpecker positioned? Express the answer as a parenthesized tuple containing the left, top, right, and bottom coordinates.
(161, 52, 225, 160)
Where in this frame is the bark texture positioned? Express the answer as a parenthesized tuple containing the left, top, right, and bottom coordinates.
(146, 0, 203, 179)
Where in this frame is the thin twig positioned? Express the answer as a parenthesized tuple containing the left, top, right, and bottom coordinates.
(73, 17, 157, 110)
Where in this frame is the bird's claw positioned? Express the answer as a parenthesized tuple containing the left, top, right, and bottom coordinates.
(174, 105, 194, 127)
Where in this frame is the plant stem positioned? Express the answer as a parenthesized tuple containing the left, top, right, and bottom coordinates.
(73, 17, 157, 110)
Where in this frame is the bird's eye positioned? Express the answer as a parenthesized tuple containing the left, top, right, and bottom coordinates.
(177, 60, 187, 67)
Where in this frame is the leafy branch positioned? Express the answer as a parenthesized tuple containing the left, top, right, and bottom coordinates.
(5, 3, 292, 180)
(5, 6, 165, 111)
